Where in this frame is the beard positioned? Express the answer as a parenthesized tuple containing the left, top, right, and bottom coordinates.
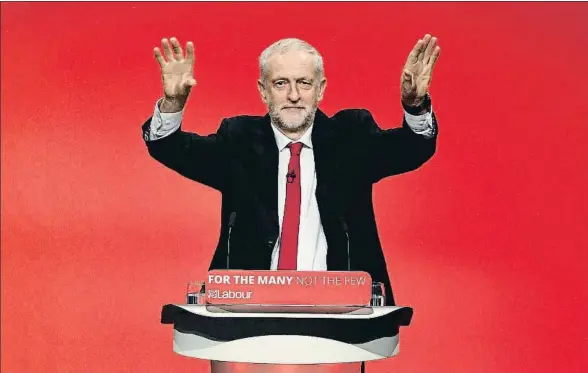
(268, 100, 318, 134)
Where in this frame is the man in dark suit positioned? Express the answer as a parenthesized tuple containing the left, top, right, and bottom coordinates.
(142, 35, 440, 307)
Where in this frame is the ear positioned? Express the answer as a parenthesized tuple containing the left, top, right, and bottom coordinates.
(317, 77, 327, 102)
(257, 79, 268, 105)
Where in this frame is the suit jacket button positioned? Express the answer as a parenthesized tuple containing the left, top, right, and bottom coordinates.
(267, 240, 274, 247)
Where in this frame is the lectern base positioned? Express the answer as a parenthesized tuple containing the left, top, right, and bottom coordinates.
(210, 361, 362, 373)
(174, 331, 399, 364)
(162, 304, 411, 368)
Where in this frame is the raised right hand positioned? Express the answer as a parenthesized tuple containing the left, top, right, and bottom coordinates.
(400, 34, 440, 108)
(154, 37, 196, 112)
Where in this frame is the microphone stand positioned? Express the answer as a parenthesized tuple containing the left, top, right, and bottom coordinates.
(226, 212, 236, 269)
(340, 218, 350, 271)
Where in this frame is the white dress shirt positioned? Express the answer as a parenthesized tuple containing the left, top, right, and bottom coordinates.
(269, 123, 327, 270)
(146, 98, 435, 270)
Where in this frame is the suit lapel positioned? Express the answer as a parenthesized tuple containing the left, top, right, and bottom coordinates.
(312, 110, 349, 270)
(312, 109, 340, 216)
(249, 115, 280, 238)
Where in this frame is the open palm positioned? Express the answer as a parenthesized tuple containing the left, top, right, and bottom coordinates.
(401, 34, 440, 107)
(154, 37, 197, 105)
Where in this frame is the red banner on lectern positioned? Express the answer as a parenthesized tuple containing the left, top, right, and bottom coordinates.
(205, 270, 372, 305)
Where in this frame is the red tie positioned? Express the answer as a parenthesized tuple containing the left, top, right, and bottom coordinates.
(278, 142, 303, 270)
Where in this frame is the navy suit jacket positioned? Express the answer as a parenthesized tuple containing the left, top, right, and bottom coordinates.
(142, 108, 438, 305)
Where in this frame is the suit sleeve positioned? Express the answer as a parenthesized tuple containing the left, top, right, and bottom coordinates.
(141, 117, 230, 192)
(358, 109, 438, 183)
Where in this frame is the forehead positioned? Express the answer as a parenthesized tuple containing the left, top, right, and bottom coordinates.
(265, 50, 318, 79)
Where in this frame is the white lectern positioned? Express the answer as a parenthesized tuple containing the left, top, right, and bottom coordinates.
(161, 304, 413, 366)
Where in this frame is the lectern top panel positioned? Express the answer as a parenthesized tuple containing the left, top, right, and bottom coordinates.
(205, 304, 373, 315)
(168, 304, 412, 321)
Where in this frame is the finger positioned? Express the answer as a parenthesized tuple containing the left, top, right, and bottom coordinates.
(428, 46, 441, 69)
(153, 47, 166, 67)
(170, 37, 184, 60)
(161, 38, 174, 61)
(423, 37, 437, 64)
(180, 71, 197, 88)
(417, 34, 431, 62)
(186, 41, 196, 65)
(407, 39, 423, 64)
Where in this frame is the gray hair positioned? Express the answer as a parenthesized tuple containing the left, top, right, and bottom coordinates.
(259, 38, 324, 84)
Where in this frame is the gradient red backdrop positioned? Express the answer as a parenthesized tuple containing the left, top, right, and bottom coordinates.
(2, 2, 587, 373)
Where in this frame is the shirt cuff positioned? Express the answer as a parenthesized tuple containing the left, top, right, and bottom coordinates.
(146, 98, 184, 141)
(404, 106, 435, 139)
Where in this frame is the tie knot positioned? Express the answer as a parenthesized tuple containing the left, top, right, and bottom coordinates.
(287, 142, 303, 156)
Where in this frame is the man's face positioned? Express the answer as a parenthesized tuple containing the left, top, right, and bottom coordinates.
(258, 50, 327, 135)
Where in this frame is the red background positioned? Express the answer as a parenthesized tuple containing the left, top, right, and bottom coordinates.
(2, 2, 587, 373)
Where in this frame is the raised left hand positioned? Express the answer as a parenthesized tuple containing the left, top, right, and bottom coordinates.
(401, 34, 440, 107)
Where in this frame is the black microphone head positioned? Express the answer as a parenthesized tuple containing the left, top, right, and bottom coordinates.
(228, 212, 237, 228)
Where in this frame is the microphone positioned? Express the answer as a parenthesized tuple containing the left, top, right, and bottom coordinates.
(286, 170, 296, 183)
(340, 217, 350, 271)
(226, 212, 236, 269)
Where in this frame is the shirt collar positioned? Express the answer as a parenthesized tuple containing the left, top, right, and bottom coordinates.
(270, 121, 314, 151)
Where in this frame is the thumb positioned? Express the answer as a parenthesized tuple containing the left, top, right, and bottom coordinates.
(402, 69, 414, 90)
(186, 78, 197, 87)
(402, 69, 413, 84)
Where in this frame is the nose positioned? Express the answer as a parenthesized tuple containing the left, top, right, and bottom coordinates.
(287, 84, 300, 102)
